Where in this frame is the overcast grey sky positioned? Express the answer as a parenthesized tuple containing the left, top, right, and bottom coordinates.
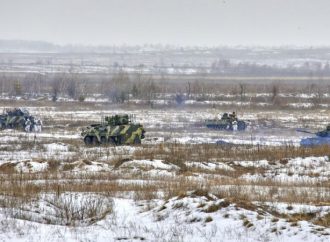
(0, 0, 329, 46)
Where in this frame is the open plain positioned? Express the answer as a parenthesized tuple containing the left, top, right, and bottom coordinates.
(0, 96, 329, 242)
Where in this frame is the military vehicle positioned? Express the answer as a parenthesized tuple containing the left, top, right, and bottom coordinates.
(205, 112, 247, 131)
(297, 125, 330, 147)
(81, 114, 145, 145)
(0, 108, 42, 132)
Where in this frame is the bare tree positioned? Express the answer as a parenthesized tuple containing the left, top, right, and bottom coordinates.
(0, 74, 11, 94)
(67, 79, 77, 99)
(13, 80, 22, 96)
(311, 85, 323, 108)
(104, 71, 130, 103)
(78, 80, 87, 102)
(143, 76, 157, 106)
(239, 83, 246, 101)
(186, 82, 191, 99)
(190, 80, 206, 101)
(131, 83, 139, 98)
(51, 74, 64, 102)
(22, 73, 43, 97)
(271, 84, 280, 104)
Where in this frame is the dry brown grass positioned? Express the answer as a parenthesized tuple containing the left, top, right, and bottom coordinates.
(0, 159, 329, 205)
(0, 163, 16, 173)
(133, 143, 330, 165)
(0, 170, 329, 228)
(0, 129, 328, 228)
(314, 213, 330, 228)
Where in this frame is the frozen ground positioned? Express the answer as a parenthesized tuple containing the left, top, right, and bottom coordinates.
(0, 102, 329, 241)
(0, 104, 325, 147)
(1, 193, 329, 242)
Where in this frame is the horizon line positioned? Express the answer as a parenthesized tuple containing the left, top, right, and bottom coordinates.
(1, 39, 330, 49)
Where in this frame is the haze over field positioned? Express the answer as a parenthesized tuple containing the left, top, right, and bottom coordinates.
(0, 1, 330, 242)
(1, 0, 330, 46)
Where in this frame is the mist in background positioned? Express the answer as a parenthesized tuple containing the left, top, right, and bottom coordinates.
(0, 0, 330, 46)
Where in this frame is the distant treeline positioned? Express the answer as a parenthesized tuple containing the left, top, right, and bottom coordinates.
(210, 59, 330, 77)
(2, 40, 330, 77)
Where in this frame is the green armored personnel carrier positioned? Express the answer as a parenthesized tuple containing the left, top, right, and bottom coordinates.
(81, 114, 145, 145)
(205, 112, 247, 131)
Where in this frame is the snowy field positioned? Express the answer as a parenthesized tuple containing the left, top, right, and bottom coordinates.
(0, 100, 329, 242)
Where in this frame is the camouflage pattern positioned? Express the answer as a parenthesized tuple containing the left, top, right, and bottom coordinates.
(0, 108, 42, 132)
(205, 112, 246, 131)
(81, 114, 145, 145)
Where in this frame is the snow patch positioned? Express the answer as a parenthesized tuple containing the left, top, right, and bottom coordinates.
(44, 143, 69, 152)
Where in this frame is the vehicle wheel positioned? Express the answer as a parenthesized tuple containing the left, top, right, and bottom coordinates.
(84, 136, 93, 145)
(108, 137, 116, 145)
(92, 136, 99, 145)
(133, 136, 141, 145)
(237, 121, 246, 131)
(100, 136, 107, 145)
(117, 135, 125, 145)
(225, 124, 233, 131)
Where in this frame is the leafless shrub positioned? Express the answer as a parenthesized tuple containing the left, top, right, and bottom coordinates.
(66, 78, 78, 99)
(314, 213, 330, 228)
(44, 193, 114, 226)
(239, 83, 246, 101)
(311, 86, 323, 108)
(133, 187, 158, 201)
(50, 74, 65, 102)
(271, 83, 280, 105)
(104, 71, 130, 103)
(47, 159, 61, 172)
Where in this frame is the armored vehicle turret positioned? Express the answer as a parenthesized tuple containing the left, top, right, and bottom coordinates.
(315, 125, 330, 138)
(81, 114, 145, 145)
(205, 112, 247, 131)
(297, 125, 330, 147)
(0, 108, 42, 132)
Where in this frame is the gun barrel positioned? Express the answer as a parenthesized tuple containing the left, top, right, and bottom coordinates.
(296, 128, 315, 135)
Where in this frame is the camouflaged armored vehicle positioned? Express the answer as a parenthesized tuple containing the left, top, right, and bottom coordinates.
(0, 108, 42, 132)
(205, 112, 247, 131)
(81, 114, 145, 145)
(297, 124, 330, 147)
